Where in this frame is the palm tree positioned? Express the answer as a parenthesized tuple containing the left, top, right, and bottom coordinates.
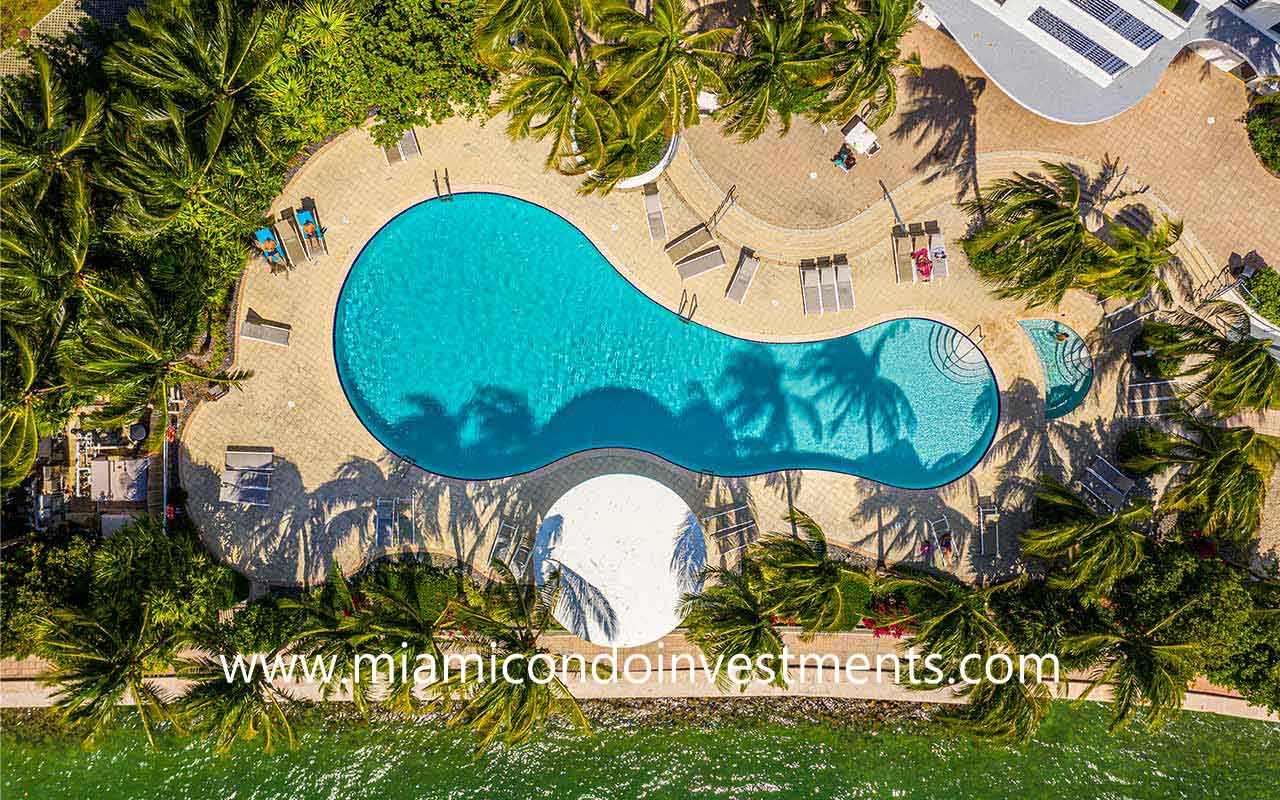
(429, 562, 596, 755)
(1136, 305, 1280, 418)
(496, 26, 609, 172)
(356, 562, 447, 713)
(593, 0, 731, 135)
(37, 605, 180, 749)
(1080, 216, 1180, 303)
(105, 0, 284, 118)
(1120, 419, 1280, 545)
(176, 624, 297, 756)
(280, 563, 377, 716)
(810, 0, 920, 128)
(570, 97, 667, 194)
(1064, 599, 1201, 732)
(750, 509, 872, 637)
(475, 0, 592, 59)
(944, 663, 1054, 745)
(1, 329, 62, 489)
(0, 50, 104, 207)
(1019, 476, 1151, 598)
(57, 291, 250, 429)
(680, 562, 787, 691)
(100, 99, 246, 234)
(961, 163, 1111, 309)
(719, 0, 829, 142)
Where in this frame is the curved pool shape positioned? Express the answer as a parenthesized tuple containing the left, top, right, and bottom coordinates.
(1018, 319, 1093, 419)
(334, 193, 1000, 488)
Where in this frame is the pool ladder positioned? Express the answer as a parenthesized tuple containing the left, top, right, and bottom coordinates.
(678, 289, 698, 323)
(433, 168, 454, 201)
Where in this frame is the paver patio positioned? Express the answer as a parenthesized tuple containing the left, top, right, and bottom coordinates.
(179, 27, 1279, 589)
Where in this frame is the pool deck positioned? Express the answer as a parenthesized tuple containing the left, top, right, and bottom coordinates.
(179, 27, 1279, 589)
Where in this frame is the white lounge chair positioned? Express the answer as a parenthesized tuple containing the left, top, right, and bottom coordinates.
(273, 220, 304, 268)
(978, 495, 1000, 557)
(240, 312, 291, 347)
(666, 224, 712, 263)
(726, 247, 761, 303)
(226, 445, 274, 471)
(833, 253, 855, 311)
(817, 257, 838, 312)
(800, 260, 822, 315)
(643, 182, 666, 241)
(924, 220, 947, 278)
(676, 245, 726, 280)
(383, 128, 421, 163)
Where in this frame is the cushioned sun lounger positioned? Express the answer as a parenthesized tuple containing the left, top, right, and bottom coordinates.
(817, 257, 838, 312)
(676, 245, 726, 280)
(725, 247, 761, 303)
(834, 253, 855, 311)
(893, 225, 914, 284)
(254, 228, 287, 268)
(295, 207, 327, 256)
(800, 260, 822, 315)
(643, 182, 666, 241)
(274, 215, 306, 266)
(924, 220, 947, 278)
(226, 445, 274, 471)
(666, 224, 712, 263)
(240, 312, 291, 347)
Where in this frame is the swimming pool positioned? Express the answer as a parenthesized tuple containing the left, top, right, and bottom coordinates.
(333, 193, 1000, 488)
(1018, 319, 1093, 419)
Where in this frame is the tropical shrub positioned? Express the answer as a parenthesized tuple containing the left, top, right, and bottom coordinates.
(1243, 265, 1280, 326)
(0, 529, 96, 658)
(1246, 106, 1280, 175)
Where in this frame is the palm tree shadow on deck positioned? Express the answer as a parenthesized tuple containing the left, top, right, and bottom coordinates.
(891, 65, 986, 203)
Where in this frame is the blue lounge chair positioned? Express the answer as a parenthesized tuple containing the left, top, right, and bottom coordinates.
(296, 207, 327, 256)
(254, 228, 287, 268)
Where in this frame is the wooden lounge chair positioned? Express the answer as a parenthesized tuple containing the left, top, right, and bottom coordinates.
(240, 311, 291, 347)
(924, 220, 948, 278)
(833, 253, 854, 310)
(383, 127, 421, 163)
(892, 225, 914, 284)
(676, 245, 726, 280)
(642, 182, 666, 241)
(275, 214, 307, 266)
(726, 247, 761, 303)
(665, 224, 712, 263)
(800, 260, 822, 315)
(817, 256, 838, 312)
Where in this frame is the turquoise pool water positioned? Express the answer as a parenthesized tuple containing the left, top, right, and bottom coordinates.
(334, 193, 999, 487)
(1019, 319, 1093, 419)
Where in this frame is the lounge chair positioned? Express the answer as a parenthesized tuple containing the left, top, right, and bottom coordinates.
(383, 127, 421, 163)
(219, 469, 271, 507)
(296, 207, 327, 256)
(226, 445, 274, 471)
(375, 498, 398, 547)
(489, 519, 519, 568)
(800, 260, 822, 315)
(1128, 378, 1180, 418)
(714, 516, 759, 557)
(1079, 455, 1135, 512)
(666, 224, 712, 263)
(927, 516, 954, 562)
(676, 245, 726, 280)
(978, 496, 1000, 557)
(865, 141, 881, 157)
(726, 247, 761, 303)
(643, 182, 666, 241)
(240, 311, 291, 347)
(509, 527, 536, 580)
(924, 220, 948, 278)
(1104, 291, 1159, 333)
(254, 227, 288, 269)
(275, 215, 307, 266)
(817, 256, 838, 312)
(833, 253, 855, 311)
(892, 225, 914, 284)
